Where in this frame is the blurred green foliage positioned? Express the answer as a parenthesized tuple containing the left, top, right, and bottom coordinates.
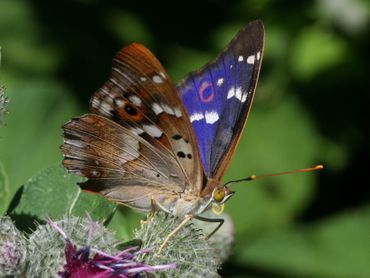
(0, 162, 9, 213)
(0, 0, 369, 277)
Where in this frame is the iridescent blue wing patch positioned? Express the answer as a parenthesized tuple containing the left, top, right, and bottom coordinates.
(177, 20, 264, 179)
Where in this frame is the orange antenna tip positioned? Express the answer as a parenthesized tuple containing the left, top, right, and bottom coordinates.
(225, 164, 324, 186)
(248, 175, 257, 181)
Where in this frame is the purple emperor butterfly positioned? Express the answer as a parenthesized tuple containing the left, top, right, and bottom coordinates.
(61, 20, 264, 241)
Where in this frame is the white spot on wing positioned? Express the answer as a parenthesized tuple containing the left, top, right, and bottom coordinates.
(131, 127, 144, 135)
(128, 95, 142, 106)
(247, 55, 255, 64)
(143, 125, 163, 138)
(227, 86, 235, 99)
(115, 99, 125, 107)
(100, 102, 112, 115)
(235, 87, 243, 101)
(174, 107, 182, 118)
(190, 113, 204, 122)
(161, 103, 175, 115)
(205, 111, 219, 124)
(238, 55, 244, 62)
(152, 103, 164, 115)
(217, 78, 224, 87)
(140, 77, 147, 81)
(257, 51, 261, 60)
(152, 75, 163, 84)
(227, 86, 246, 102)
(160, 71, 166, 79)
(65, 138, 85, 148)
(91, 170, 100, 177)
(121, 135, 140, 161)
(91, 97, 100, 109)
(230, 65, 233, 69)
(241, 93, 248, 103)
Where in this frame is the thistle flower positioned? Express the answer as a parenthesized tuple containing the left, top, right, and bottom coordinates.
(25, 216, 119, 277)
(194, 211, 234, 263)
(59, 241, 175, 278)
(48, 218, 176, 278)
(0, 216, 27, 277)
(135, 212, 221, 277)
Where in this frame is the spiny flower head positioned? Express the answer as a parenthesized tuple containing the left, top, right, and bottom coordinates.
(48, 218, 176, 278)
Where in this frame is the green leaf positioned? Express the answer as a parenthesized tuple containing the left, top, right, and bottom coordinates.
(238, 205, 370, 277)
(107, 206, 142, 242)
(0, 161, 10, 214)
(8, 165, 116, 231)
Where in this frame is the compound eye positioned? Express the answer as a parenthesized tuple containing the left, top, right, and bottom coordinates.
(213, 188, 225, 203)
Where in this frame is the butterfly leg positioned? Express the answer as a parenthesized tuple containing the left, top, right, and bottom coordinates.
(141, 197, 161, 227)
(156, 214, 193, 255)
(149, 196, 160, 217)
(193, 215, 224, 239)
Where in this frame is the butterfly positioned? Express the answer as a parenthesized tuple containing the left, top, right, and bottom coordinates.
(61, 20, 264, 244)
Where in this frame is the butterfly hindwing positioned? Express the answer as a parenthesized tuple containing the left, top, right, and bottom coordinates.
(177, 20, 264, 179)
(62, 114, 187, 210)
(62, 44, 204, 210)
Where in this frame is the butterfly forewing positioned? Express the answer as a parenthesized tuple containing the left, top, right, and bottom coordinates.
(177, 20, 264, 179)
(62, 43, 204, 210)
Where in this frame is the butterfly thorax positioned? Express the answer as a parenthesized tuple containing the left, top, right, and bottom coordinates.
(152, 178, 234, 218)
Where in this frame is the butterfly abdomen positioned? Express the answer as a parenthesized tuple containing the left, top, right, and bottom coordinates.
(153, 192, 211, 218)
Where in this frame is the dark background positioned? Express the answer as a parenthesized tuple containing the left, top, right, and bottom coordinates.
(0, 0, 369, 277)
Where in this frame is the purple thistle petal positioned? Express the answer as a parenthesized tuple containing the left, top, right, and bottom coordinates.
(47, 218, 67, 240)
(133, 247, 153, 255)
(86, 214, 99, 245)
(49, 218, 176, 278)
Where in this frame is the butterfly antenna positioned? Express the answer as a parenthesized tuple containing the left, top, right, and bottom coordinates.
(224, 165, 323, 187)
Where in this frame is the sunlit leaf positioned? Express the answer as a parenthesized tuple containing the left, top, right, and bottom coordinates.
(107, 206, 142, 242)
(8, 165, 116, 231)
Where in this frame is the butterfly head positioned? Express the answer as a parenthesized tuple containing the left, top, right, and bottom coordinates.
(206, 179, 235, 215)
